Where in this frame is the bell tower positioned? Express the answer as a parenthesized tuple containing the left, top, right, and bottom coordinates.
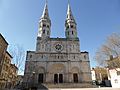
(65, 1, 78, 39)
(38, 0, 51, 39)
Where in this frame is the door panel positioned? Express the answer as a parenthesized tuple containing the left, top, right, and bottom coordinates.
(59, 74, 63, 83)
(38, 73, 44, 83)
(73, 73, 78, 83)
(54, 74, 58, 83)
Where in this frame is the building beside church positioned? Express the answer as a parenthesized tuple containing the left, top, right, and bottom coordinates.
(0, 34, 18, 89)
(0, 33, 8, 88)
(23, 1, 91, 85)
(107, 56, 120, 88)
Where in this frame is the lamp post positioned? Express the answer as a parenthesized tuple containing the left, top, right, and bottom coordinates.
(32, 72, 35, 88)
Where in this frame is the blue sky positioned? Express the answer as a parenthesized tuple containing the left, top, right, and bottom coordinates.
(0, 0, 120, 70)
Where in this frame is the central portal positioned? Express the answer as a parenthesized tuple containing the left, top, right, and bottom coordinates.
(54, 74, 63, 83)
(73, 73, 78, 83)
(38, 73, 44, 83)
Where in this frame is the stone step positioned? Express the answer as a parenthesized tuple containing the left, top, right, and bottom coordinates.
(14, 83, 97, 89)
(42, 83, 97, 88)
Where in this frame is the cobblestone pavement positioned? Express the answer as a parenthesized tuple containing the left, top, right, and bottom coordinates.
(49, 88, 120, 90)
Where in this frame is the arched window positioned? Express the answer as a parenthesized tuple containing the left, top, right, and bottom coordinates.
(47, 25, 49, 28)
(43, 24, 46, 27)
(71, 25, 73, 28)
(74, 55, 75, 59)
(41, 55, 44, 59)
(58, 56, 59, 59)
(72, 31, 74, 35)
(43, 30, 45, 34)
(67, 25, 69, 29)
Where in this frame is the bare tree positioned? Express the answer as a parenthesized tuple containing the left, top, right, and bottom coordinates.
(8, 44, 25, 74)
(95, 33, 120, 67)
(92, 67, 108, 81)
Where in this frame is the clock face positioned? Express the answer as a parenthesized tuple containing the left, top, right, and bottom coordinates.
(55, 44, 63, 51)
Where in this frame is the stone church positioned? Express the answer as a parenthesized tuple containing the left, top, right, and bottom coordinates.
(24, 1, 91, 84)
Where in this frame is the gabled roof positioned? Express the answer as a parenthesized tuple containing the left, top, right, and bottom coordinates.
(0, 33, 9, 45)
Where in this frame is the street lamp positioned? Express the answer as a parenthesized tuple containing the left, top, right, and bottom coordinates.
(32, 72, 35, 88)
(33, 72, 35, 74)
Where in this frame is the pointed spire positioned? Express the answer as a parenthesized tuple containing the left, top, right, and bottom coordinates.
(38, 0, 51, 38)
(65, 0, 77, 39)
(41, 0, 50, 19)
(66, 0, 75, 21)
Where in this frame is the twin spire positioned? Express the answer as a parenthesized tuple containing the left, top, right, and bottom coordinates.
(39, 0, 77, 39)
(41, 0, 75, 22)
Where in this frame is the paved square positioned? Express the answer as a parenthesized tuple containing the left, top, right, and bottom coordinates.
(49, 88, 120, 90)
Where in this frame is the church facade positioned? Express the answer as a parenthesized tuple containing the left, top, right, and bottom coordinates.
(24, 1, 91, 84)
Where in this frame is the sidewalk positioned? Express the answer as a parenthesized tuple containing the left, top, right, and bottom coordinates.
(49, 87, 120, 90)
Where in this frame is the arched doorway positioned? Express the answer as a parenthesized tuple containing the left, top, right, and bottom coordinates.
(37, 67, 45, 83)
(73, 73, 78, 83)
(54, 74, 58, 83)
(71, 67, 79, 83)
(38, 73, 44, 83)
(54, 74, 63, 83)
(59, 74, 63, 83)
(48, 63, 65, 83)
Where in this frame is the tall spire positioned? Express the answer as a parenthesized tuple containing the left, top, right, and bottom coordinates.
(38, 0, 51, 38)
(41, 0, 50, 20)
(65, 0, 77, 39)
(66, 0, 75, 21)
